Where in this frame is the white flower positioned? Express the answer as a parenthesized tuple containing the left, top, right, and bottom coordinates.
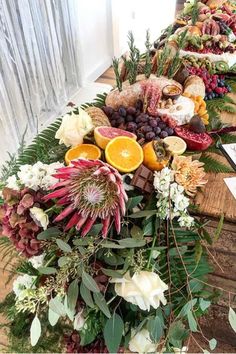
(154, 167, 174, 197)
(173, 194, 189, 212)
(17, 161, 63, 191)
(6, 175, 20, 191)
(173, 346, 188, 354)
(111, 271, 168, 311)
(74, 310, 85, 330)
(178, 214, 194, 228)
(28, 254, 45, 269)
(55, 109, 93, 147)
(129, 328, 157, 354)
(30, 207, 49, 230)
(13, 274, 36, 298)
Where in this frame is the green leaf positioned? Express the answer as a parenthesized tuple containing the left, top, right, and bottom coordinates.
(200, 154, 233, 173)
(67, 279, 79, 311)
(93, 293, 111, 318)
(209, 338, 217, 350)
(104, 313, 124, 353)
(213, 214, 224, 243)
(88, 223, 102, 236)
(64, 295, 75, 321)
(101, 241, 124, 249)
(80, 283, 94, 308)
(168, 320, 188, 349)
(49, 297, 66, 316)
(130, 225, 143, 239)
(187, 311, 198, 332)
(189, 279, 204, 293)
(129, 210, 157, 218)
(37, 227, 60, 240)
(102, 268, 123, 278)
(126, 196, 143, 210)
(30, 315, 41, 347)
(38, 266, 57, 274)
(143, 221, 154, 236)
(194, 241, 203, 264)
(58, 256, 70, 267)
(199, 298, 211, 312)
(228, 307, 236, 333)
(82, 271, 100, 293)
(118, 238, 146, 248)
(147, 315, 164, 342)
(179, 299, 198, 317)
(48, 308, 60, 326)
(56, 239, 72, 253)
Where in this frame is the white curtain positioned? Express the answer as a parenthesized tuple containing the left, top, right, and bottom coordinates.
(0, 0, 80, 163)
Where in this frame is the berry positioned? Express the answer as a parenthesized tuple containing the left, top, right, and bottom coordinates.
(118, 106, 127, 117)
(159, 122, 166, 130)
(117, 117, 125, 125)
(149, 119, 158, 128)
(126, 122, 137, 131)
(126, 114, 134, 122)
(145, 132, 155, 141)
(154, 127, 161, 135)
(160, 131, 168, 138)
(126, 107, 136, 116)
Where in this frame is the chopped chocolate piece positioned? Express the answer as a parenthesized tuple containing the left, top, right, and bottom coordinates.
(131, 165, 154, 193)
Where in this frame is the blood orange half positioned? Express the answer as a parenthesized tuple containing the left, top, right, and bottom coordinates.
(94, 126, 137, 149)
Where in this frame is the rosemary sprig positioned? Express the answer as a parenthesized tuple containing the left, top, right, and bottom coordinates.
(112, 57, 122, 92)
(156, 45, 171, 77)
(191, 0, 199, 25)
(167, 29, 188, 78)
(127, 31, 140, 85)
(144, 29, 152, 78)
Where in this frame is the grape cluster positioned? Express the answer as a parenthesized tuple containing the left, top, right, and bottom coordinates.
(102, 100, 174, 142)
(187, 67, 231, 100)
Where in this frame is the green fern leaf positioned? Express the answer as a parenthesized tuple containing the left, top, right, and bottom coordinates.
(200, 154, 233, 173)
(225, 79, 236, 93)
(220, 133, 236, 144)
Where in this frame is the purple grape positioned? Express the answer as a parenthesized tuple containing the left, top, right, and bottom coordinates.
(135, 116, 142, 124)
(140, 114, 149, 123)
(112, 112, 120, 120)
(149, 119, 158, 128)
(135, 99, 143, 110)
(126, 114, 134, 123)
(135, 110, 141, 117)
(154, 127, 161, 135)
(118, 106, 127, 117)
(102, 106, 113, 117)
(126, 122, 137, 131)
(127, 107, 136, 116)
(156, 117, 161, 123)
(167, 127, 174, 135)
(117, 117, 125, 125)
(110, 119, 117, 127)
(159, 122, 166, 130)
(160, 131, 168, 138)
(146, 132, 155, 141)
(141, 126, 152, 134)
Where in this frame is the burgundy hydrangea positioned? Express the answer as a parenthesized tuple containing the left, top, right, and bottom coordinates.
(0, 187, 45, 257)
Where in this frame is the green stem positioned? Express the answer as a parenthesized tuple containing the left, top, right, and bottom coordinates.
(147, 217, 158, 269)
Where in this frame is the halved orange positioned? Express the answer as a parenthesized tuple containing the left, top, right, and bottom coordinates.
(105, 137, 143, 173)
(65, 144, 101, 165)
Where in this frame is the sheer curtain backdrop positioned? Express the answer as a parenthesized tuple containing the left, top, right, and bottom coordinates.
(0, 0, 80, 164)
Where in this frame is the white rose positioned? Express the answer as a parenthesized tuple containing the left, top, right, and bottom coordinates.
(129, 329, 157, 354)
(74, 310, 85, 330)
(30, 207, 49, 230)
(55, 108, 93, 147)
(111, 271, 168, 311)
(13, 274, 36, 298)
(29, 254, 45, 269)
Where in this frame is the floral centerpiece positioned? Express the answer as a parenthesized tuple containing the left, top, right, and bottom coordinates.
(1, 1, 236, 353)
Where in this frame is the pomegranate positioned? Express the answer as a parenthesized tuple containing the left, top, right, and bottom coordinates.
(175, 126, 213, 151)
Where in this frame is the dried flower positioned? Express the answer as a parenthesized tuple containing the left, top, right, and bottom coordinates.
(172, 156, 207, 197)
(44, 159, 127, 238)
(111, 271, 168, 311)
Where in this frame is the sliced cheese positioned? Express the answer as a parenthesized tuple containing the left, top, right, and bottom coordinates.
(157, 96, 195, 126)
(180, 49, 236, 69)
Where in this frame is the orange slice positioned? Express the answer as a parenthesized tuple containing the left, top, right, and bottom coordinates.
(65, 144, 101, 165)
(105, 137, 143, 173)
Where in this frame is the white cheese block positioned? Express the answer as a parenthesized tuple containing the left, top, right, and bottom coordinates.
(157, 96, 195, 126)
(180, 49, 236, 68)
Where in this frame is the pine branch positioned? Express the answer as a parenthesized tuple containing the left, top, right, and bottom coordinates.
(112, 57, 122, 91)
(200, 154, 233, 173)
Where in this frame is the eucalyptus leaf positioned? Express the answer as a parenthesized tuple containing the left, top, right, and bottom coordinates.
(101, 268, 123, 278)
(67, 279, 79, 311)
(229, 307, 236, 333)
(58, 256, 69, 267)
(48, 308, 60, 326)
(129, 210, 157, 219)
(213, 214, 224, 243)
(199, 298, 211, 312)
(147, 315, 164, 342)
(93, 292, 111, 318)
(82, 271, 100, 293)
(30, 315, 41, 347)
(209, 338, 217, 350)
(101, 241, 124, 249)
(104, 313, 124, 353)
(130, 225, 143, 239)
(126, 196, 143, 210)
(37, 227, 60, 240)
(56, 239, 72, 253)
(143, 222, 154, 236)
(88, 223, 102, 236)
(49, 297, 66, 316)
(179, 299, 198, 317)
(194, 241, 203, 264)
(187, 311, 198, 332)
(64, 295, 75, 321)
(38, 266, 57, 275)
(118, 238, 146, 248)
(80, 283, 94, 308)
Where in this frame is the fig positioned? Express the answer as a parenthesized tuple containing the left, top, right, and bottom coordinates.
(189, 115, 206, 134)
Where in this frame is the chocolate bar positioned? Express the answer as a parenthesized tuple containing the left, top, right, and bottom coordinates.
(131, 164, 154, 193)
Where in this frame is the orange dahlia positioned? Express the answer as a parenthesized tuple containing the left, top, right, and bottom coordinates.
(172, 156, 207, 197)
(44, 159, 128, 238)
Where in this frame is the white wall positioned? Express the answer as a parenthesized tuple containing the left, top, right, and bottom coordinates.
(76, 0, 113, 85)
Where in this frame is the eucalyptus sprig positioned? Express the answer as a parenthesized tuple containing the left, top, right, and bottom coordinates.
(112, 57, 122, 92)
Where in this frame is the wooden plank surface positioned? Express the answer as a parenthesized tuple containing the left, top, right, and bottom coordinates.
(97, 69, 236, 222)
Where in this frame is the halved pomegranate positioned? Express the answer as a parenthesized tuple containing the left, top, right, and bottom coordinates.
(175, 126, 213, 151)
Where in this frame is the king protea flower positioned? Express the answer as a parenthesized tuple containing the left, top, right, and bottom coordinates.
(44, 159, 128, 238)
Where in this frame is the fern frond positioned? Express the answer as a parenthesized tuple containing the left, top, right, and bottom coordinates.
(225, 78, 236, 93)
(80, 92, 107, 109)
(200, 154, 233, 173)
(220, 133, 236, 144)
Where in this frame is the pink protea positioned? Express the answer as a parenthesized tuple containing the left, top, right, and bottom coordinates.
(44, 159, 128, 238)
